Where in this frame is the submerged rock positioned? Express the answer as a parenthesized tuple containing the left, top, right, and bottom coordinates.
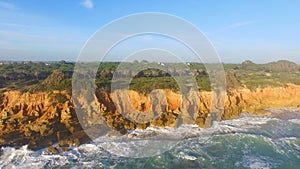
(46, 146, 59, 155)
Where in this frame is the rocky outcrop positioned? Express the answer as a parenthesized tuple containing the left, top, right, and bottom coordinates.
(42, 70, 65, 85)
(1, 84, 300, 150)
(233, 84, 300, 114)
(0, 90, 86, 150)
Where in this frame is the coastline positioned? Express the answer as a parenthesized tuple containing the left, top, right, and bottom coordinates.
(1, 108, 300, 168)
(1, 84, 300, 151)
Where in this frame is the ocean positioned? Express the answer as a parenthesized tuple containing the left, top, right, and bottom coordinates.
(1, 108, 300, 169)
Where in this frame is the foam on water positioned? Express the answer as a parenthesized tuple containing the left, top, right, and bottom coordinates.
(238, 155, 273, 169)
(1, 108, 300, 168)
(0, 145, 69, 168)
(289, 119, 300, 124)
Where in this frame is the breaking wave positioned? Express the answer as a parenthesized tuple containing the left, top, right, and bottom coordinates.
(1, 108, 300, 169)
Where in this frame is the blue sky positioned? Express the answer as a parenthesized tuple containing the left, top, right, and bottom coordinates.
(0, 0, 300, 63)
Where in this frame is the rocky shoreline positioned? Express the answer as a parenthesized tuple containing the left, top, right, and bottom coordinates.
(1, 84, 300, 152)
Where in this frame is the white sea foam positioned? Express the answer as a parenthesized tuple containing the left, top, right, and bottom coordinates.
(0, 145, 67, 169)
(289, 119, 300, 124)
(238, 155, 274, 169)
(0, 110, 299, 168)
(182, 154, 197, 161)
(280, 137, 300, 151)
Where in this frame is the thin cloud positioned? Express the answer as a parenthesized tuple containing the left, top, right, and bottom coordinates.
(0, 30, 56, 40)
(0, 22, 49, 30)
(0, 1, 18, 10)
(223, 21, 256, 30)
(81, 0, 93, 9)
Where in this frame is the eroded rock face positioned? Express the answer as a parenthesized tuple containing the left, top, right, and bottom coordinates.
(0, 91, 84, 150)
(181, 90, 201, 125)
(1, 84, 300, 150)
(236, 84, 300, 113)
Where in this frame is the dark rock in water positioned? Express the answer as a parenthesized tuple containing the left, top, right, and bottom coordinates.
(0, 147, 3, 156)
(27, 132, 58, 151)
(59, 137, 80, 147)
(45, 146, 70, 154)
(46, 146, 59, 154)
(60, 147, 70, 152)
(0, 131, 30, 148)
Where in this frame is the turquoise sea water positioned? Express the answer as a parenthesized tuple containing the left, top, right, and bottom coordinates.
(1, 109, 300, 169)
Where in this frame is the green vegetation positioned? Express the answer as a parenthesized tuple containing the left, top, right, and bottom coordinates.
(0, 61, 73, 91)
(129, 76, 179, 94)
(230, 60, 300, 89)
(0, 60, 299, 94)
(53, 93, 69, 103)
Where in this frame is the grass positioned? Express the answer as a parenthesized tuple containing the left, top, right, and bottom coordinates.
(0, 60, 299, 93)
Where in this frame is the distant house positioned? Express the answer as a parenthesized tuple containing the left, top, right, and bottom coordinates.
(157, 62, 165, 66)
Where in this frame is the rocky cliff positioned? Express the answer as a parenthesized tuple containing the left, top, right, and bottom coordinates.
(1, 84, 300, 151)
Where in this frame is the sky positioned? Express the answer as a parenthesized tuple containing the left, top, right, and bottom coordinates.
(0, 0, 300, 63)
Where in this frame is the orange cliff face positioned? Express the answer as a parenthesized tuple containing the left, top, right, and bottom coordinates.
(93, 84, 300, 128)
(236, 84, 300, 114)
(0, 90, 85, 150)
(1, 84, 300, 150)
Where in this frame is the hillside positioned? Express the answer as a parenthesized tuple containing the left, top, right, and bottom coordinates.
(0, 60, 300, 152)
(1, 60, 300, 93)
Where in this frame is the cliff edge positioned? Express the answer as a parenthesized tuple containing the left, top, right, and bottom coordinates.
(1, 84, 300, 151)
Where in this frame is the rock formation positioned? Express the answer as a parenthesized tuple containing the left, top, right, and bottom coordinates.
(1, 84, 300, 151)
